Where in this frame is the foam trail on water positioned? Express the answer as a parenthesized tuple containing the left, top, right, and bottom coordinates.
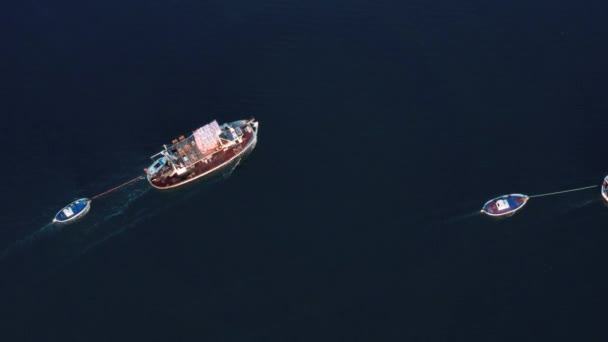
(79, 203, 156, 257)
(0, 222, 56, 260)
(440, 211, 480, 225)
(0, 181, 150, 262)
(1, 164, 236, 278)
(35, 184, 154, 276)
(556, 198, 599, 216)
(99, 185, 151, 222)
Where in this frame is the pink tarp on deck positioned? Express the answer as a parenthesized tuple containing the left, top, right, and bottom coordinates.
(193, 120, 221, 152)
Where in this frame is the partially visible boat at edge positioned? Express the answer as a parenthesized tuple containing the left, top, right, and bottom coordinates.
(53, 198, 91, 224)
(601, 176, 608, 203)
(481, 194, 529, 217)
(145, 118, 258, 190)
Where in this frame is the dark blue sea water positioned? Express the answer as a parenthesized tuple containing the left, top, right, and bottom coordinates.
(3, 0, 608, 340)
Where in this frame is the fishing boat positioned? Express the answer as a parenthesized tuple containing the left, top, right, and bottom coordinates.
(602, 176, 608, 203)
(146, 118, 258, 190)
(481, 194, 529, 217)
(53, 198, 91, 224)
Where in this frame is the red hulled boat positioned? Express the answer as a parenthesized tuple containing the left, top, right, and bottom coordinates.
(145, 118, 258, 189)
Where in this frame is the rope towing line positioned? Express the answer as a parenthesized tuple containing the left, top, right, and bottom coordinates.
(91, 175, 146, 200)
(52, 175, 146, 224)
(481, 182, 602, 218)
(528, 184, 598, 198)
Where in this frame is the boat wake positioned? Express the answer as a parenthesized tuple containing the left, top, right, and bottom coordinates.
(0, 168, 236, 281)
(554, 198, 600, 216)
(0, 222, 55, 261)
(0, 180, 151, 276)
(68, 185, 154, 260)
(440, 211, 481, 225)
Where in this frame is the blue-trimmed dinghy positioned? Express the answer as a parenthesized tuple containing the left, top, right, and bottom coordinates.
(481, 194, 529, 217)
(53, 198, 91, 224)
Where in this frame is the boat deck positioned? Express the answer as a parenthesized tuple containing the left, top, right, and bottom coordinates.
(482, 194, 528, 216)
(54, 198, 91, 223)
(169, 135, 207, 169)
(150, 128, 255, 189)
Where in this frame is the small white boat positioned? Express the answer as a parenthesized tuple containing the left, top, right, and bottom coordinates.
(602, 176, 608, 203)
(53, 198, 91, 224)
(481, 194, 529, 217)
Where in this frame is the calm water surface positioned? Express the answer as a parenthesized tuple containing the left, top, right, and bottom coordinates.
(2, 0, 608, 340)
